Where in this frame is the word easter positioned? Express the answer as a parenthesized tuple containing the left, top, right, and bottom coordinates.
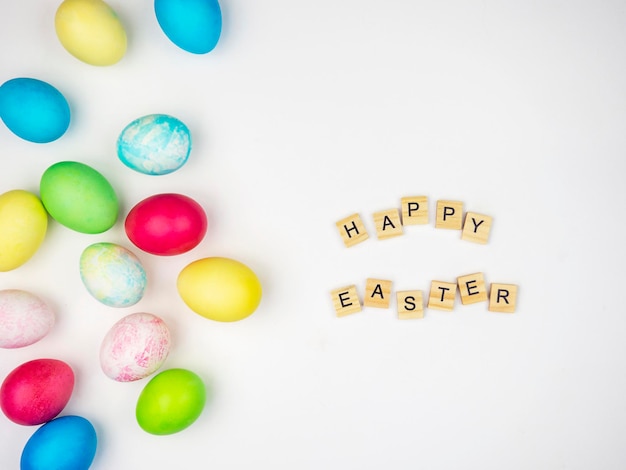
(331, 274, 518, 319)
(336, 196, 493, 246)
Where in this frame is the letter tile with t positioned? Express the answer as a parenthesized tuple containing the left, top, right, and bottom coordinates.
(427, 280, 457, 311)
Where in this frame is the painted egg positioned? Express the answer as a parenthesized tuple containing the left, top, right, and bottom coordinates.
(125, 193, 207, 256)
(100, 312, 171, 382)
(0, 290, 55, 349)
(117, 114, 192, 175)
(177, 257, 262, 322)
(40, 161, 118, 234)
(0, 190, 48, 272)
(0, 359, 74, 426)
(136, 368, 206, 435)
(0, 78, 70, 143)
(55, 0, 127, 66)
(21, 415, 97, 470)
(154, 0, 222, 54)
(80, 243, 147, 308)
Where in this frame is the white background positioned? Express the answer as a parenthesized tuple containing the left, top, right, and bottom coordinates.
(1, 1, 626, 469)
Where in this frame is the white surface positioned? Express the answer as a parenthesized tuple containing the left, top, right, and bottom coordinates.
(1, 1, 626, 469)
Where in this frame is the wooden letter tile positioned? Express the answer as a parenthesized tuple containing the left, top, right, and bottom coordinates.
(462, 212, 493, 244)
(457, 272, 488, 305)
(330, 285, 362, 317)
(435, 200, 463, 230)
(373, 209, 403, 240)
(401, 196, 429, 225)
(488, 283, 518, 313)
(427, 280, 457, 311)
(396, 290, 424, 319)
(336, 213, 369, 247)
(364, 278, 393, 308)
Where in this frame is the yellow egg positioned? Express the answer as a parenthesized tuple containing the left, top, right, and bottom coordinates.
(55, 0, 127, 66)
(177, 257, 262, 322)
(0, 190, 48, 272)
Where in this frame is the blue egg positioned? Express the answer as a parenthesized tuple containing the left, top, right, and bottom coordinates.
(154, 0, 222, 54)
(117, 114, 192, 175)
(21, 415, 97, 470)
(0, 78, 70, 143)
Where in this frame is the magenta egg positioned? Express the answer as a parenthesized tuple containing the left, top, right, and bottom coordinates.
(125, 193, 207, 256)
(0, 358, 74, 425)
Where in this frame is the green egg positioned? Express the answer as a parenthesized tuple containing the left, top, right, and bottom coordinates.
(136, 368, 206, 435)
(40, 161, 118, 234)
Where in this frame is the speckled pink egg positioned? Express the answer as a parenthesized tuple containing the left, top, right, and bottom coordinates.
(0, 358, 74, 425)
(0, 289, 55, 349)
(100, 312, 171, 382)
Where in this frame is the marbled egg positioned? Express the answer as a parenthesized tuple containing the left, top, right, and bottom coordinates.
(117, 114, 191, 175)
(55, 0, 127, 66)
(0, 290, 55, 349)
(154, 0, 222, 54)
(80, 243, 147, 308)
(0, 78, 70, 143)
(100, 312, 171, 382)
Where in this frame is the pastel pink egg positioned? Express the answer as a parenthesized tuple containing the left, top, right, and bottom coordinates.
(100, 312, 171, 382)
(0, 358, 74, 425)
(0, 289, 55, 349)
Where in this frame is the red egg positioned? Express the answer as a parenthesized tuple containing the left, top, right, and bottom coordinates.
(125, 193, 208, 256)
(0, 358, 74, 425)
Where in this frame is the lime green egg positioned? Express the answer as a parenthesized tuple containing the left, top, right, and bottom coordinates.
(40, 161, 118, 234)
(136, 368, 206, 435)
(55, 0, 127, 66)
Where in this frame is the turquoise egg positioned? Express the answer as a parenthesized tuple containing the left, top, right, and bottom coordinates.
(154, 0, 222, 54)
(0, 78, 70, 143)
(21, 415, 97, 470)
(117, 114, 191, 175)
(80, 242, 147, 307)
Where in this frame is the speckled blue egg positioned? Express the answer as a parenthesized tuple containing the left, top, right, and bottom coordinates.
(80, 242, 147, 308)
(21, 415, 97, 470)
(154, 0, 222, 54)
(117, 114, 191, 175)
(0, 78, 70, 143)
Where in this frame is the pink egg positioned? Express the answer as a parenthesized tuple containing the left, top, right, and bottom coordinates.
(0, 358, 74, 425)
(0, 289, 55, 348)
(124, 193, 207, 256)
(100, 312, 171, 382)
